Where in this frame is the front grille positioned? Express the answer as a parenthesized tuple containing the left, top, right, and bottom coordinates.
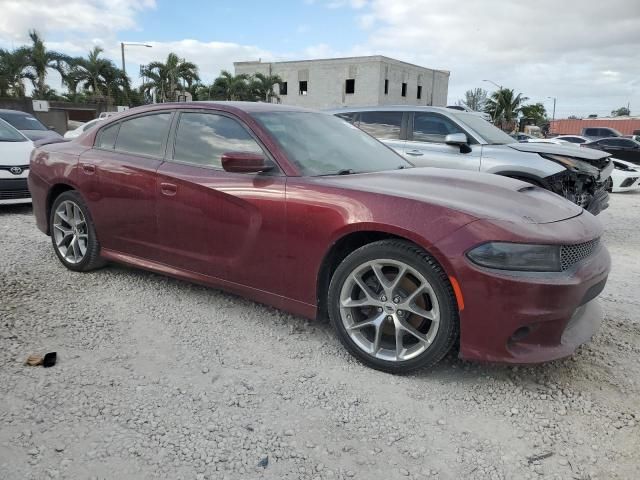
(0, 178, 31, 200)
(560, 238, 600, 271)
(0, 189, 30, 200)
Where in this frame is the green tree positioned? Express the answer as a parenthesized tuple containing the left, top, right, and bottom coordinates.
(250, 73, 283, 102)
(611, 106, 630, 117)
(210, 71, 251, 100)
(25, 30, 71, 99)
(485, 88, 529, 130)
(520, 103, 548, 126)
(462, 88, 487, 112)
(0, 47, 34, 97)
(141, 53, 199, 102)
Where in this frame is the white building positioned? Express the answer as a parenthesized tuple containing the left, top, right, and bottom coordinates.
(234, 55, 449, 110)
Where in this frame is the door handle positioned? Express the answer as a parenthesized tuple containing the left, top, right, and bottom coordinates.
(81, 164, 96, 175)
(406, 150, 424, 156)
(160, 182, 177, 196)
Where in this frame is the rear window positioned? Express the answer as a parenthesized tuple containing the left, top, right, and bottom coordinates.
(0, 111, 48, 131)
(114, 113, 172, 157)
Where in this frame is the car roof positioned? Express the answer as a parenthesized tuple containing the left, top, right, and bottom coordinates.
(132, 101, 315, 114)
(326, 105, 452, 114)
(0, 109, 34, 116)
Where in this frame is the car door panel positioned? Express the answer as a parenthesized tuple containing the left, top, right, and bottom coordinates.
(155, 163, 286, 292)
(154, 110, 287, 295)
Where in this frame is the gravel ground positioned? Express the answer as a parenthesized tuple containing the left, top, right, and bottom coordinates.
(1, 192, 639, 480)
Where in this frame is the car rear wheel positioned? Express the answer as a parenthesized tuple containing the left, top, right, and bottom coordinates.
(328, 240, 459, 373)
(50, 191, 104, 272)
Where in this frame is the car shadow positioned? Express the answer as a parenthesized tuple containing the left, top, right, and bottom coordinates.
(0, 204, 32, 216)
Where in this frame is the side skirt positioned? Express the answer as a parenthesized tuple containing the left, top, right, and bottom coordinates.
(100, 248, 317, 320)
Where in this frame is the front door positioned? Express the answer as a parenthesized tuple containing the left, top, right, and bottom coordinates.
(402, 112, 481, 171)
(155, 111, 287, 293)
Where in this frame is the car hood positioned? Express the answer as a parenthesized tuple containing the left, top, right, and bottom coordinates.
(0, 140, 34, 165)
(507, 142, 611, 169)
(21, 129, 63, 142)
(317, 168, 584, 224)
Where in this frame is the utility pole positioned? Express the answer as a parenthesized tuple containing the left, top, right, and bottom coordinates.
(120, 42, 152, 74)
(547, 96, 556, 122)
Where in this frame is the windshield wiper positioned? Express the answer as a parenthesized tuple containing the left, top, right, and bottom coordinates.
(336, 169, 356, 175)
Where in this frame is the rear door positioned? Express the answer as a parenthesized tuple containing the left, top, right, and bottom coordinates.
(155, 110, 287, 293)
(80, 111, 173, 259)
(402, 111, 481, 170)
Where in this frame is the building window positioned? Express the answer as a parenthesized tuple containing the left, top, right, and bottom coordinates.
(280, 82, 288, 95)
(299, 81, 308, 95)
(345, 79, 355, 94)
(384, 79, 389, 95)
(401, 83, 407, 97)
(417, 85, 422, 99)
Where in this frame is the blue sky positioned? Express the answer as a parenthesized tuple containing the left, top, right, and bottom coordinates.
(1, 0, 639, 118)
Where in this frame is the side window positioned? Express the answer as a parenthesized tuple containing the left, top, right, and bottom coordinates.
(598, 139, 614, 146)
(96, 123, 119, 150)
(173, 112, 264, 169)
(358, 111, 403, 140)
(114, 113, 172, 157)
(412, 112, 465, 143)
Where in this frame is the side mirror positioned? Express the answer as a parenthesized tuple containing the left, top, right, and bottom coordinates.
(445, 133, 468, 145)
(221, 152, 272, 173)
(445, 133, 472, 154)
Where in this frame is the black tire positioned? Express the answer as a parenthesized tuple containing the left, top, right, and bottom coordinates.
(50, 190, 105, 272)
(328, 240, 459, 374)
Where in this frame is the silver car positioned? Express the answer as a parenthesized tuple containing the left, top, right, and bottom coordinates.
(329, 106, 613, 215)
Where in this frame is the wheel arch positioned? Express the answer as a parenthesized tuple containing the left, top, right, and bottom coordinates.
(494, 170, 547, 188)
(46, 183, 76, 235)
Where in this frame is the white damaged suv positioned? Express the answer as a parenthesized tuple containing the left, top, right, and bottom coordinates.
(0, 118, 34, 205)
(329, 106, 613, 215)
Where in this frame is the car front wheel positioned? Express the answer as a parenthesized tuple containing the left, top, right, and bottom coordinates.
(328, 240, 459, 374)
(50, 191, 104, 272)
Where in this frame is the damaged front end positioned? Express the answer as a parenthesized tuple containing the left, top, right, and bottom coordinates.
(541, 154, 613, 215)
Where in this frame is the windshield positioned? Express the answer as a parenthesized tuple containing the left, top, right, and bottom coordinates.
(454, 112, 515, 145)
(0, 111, 49, 131)
(253, 111, 411, 175)
(0, 119, 27, 142)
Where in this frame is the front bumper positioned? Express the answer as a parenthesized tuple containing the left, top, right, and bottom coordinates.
(0, 177, 31, 205)
(434, 216, 610, 364)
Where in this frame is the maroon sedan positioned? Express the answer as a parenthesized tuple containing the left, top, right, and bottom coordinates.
(28, 102, 610, 373)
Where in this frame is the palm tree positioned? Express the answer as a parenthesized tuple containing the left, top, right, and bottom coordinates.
(0, 47, 34, 97)
(210, 71, 251, 101)
(70, 47, 130, 105)
(484, 88, 529, 131)
(25, 30, 71, 99)
(250, 73, 282, 102)
(141, 53, 199, 102)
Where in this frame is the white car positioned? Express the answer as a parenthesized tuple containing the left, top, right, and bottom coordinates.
(64, 118, 103, 139)
(555, 135, 590, 145)
(0, 118, 34, 205)
(527, 138, 573, 146)
(610, 158, 640, 193)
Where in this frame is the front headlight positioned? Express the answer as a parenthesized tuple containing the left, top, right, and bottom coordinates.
(467, 242, 561, 272)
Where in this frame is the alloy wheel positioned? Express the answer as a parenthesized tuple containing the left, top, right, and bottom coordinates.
(339, 259, 441, 362)
(53, 200, 88, 264)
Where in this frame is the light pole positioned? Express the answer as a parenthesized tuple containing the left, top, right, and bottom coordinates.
(547, 96, 556, 122)
(483, 79, 503, 125)
(547, 96, 557, 136)
(120, 42, 152, 74)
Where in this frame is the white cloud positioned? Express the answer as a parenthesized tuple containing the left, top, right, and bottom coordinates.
(0, 0, 156, 41)
(349, 0, 640, 116)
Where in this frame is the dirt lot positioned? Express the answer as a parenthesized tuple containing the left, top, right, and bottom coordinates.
(1, 192, 638, 480)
